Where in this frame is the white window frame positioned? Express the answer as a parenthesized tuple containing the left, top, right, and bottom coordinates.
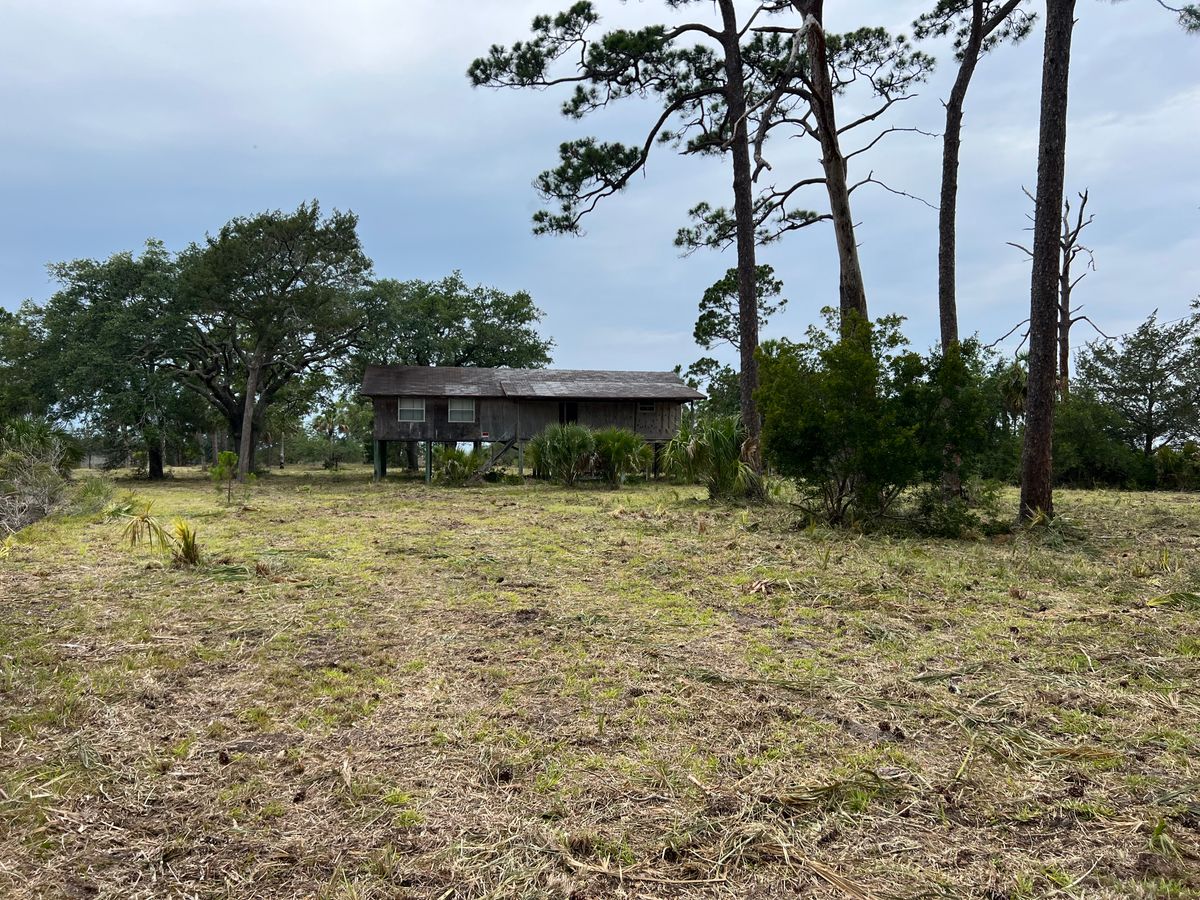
(398, 397, 425, 422)
(447, 398, 475, 423)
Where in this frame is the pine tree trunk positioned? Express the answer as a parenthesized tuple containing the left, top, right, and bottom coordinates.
(936, 3, 984, 499)
(1020, 0, 1076, 521)
(238, 357, 260, 482)
(801, 2, 868, 331)
(719, 0, 762, 471)
(938, 0, 986, 351)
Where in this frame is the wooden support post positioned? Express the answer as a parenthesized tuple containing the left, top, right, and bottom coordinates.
(373, 440, 383, 482)
(380, 440, 387, 479)
(518, 440, 524, 477)
(424, 440, 433, 484)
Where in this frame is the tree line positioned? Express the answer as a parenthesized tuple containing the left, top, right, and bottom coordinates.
(469, 0, 1198, 518)
(0, 203, 553, 478)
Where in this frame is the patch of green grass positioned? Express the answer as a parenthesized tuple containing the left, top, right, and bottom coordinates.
(2, 470, 1199, 898)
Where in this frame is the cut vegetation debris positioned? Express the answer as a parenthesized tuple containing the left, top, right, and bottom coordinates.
(1, 467, 1198, 898)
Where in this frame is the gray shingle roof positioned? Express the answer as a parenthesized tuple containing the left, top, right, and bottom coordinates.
(361, 366, 704, 401)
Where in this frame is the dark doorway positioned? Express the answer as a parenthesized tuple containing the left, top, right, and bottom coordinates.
(559, 401, 578, 424)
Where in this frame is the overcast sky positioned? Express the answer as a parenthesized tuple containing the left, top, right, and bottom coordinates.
(1, 1, 1197, 371)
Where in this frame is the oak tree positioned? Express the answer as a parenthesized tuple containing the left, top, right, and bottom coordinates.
(164, 202, 373, 480)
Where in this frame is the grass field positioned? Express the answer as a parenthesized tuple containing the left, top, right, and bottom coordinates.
(1, 467, 1199, 899)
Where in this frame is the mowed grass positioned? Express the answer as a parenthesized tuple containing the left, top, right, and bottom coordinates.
(1, 467, 1198, 899)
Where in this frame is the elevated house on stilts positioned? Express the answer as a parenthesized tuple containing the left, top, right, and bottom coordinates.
(360, 366, 704, 481)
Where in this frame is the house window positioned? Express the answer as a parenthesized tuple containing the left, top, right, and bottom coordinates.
(638, 401, 656, 414)
(448, 398, 475, 423)
(398, 397, 425, 422)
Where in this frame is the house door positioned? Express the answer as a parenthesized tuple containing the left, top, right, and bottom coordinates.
(559, 401, 578, 424)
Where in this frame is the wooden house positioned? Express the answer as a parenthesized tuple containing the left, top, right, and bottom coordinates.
(360, 365, 704, 480)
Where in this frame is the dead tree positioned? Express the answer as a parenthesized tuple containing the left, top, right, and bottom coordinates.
(1008, 188, 1107, 394)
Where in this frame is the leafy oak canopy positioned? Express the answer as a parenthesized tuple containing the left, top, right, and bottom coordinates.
(159, 202, 373, 451)
(32, 242, 204, 477)
(0, 307, 47, 421)
(350, 272, 553, 377)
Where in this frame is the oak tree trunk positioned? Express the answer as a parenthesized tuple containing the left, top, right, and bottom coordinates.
(147, 438, 165, 480)
(1020, 0, 1076, 520)
(719, 0, 763, 471)
(238, 357, 260, 482)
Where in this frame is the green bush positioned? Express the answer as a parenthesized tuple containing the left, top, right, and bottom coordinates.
(1052, 393, 1154, 488)
(663, 415, 760, 500)
(592, 427, 651, 488)
(432, 444, 488, 485)
(758, 312, 1013, 526)
(757, 314, 927, 525)
(1, 419, 78, 533)
(71, 475, 115, 515)
(1156, 442, 1200, 491)
(531, 424, 595, 486)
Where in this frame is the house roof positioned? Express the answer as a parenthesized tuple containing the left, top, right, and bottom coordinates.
(360, 366, 705, 401)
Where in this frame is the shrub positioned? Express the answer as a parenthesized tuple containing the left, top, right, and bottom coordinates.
(532, 424, 595, 486)
(171, 519, 202, 567)
(1052, 393, 1154, 488)
(758, 314, 928, 526)
(211, 451, 240, 504)
(1157, 442, 1200, 491)
(661, 415, 702, 485)
(72, 475, 115, 515)
(0, 422, 73, 534)
(663, 415, 760, 500)
(592, 428, 651, 488)
(432, 444, 488, 486)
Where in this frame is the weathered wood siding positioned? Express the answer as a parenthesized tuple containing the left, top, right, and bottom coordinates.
(374, 397, 683, 442)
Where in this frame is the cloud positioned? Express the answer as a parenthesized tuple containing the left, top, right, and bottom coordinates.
(1, 1, 1197, 371)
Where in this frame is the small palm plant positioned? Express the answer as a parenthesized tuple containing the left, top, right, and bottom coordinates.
(592, 427, 651, 488)
(171, 519, 201, 567)
(537, 424, 595, 486)
(663, 415, 761, 500)
(111, 500, 202, 567)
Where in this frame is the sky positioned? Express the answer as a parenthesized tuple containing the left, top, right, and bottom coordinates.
(1, 0, 1197, 373)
